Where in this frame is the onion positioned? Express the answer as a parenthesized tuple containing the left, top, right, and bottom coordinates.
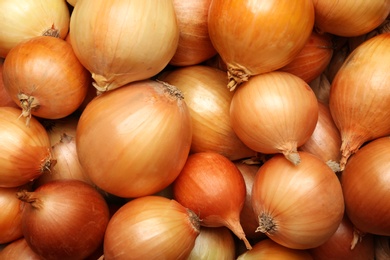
(158, 65, 256, 161)
(0, 186, 23, 244)
(0, 107, 53, 188)
(2, 36, 90, 125)
(278, 31, 334, 83)
(172, 152, 252, 250)
(0, 238, 41, 260)
(309, 215, 375, 260)
(230, 71, 319, 165)
(208, 0, 315, 90)
(375, 236, 390, 260)
(329, 33, 390, 170)
(324, 43, 349, 84)
(308, 73, 331, 104)
(17, 179, 110, 260)
(0, 59, 18, 108)
(170, 0, 217, 66)
(70, 0, 179, 93)
(341, 136, 390, 235)
(252, 152, 345, 249)
(76, 80, 192, 198)
(0, 0, 70, 58)
(103, 195, 200, 259)
(312, 0, 390, 37)
(42, 114, 79, 146)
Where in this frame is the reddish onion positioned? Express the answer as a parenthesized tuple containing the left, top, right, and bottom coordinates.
(76, 80, 192, 198)
(252, 152, 345, 249)
(172, 152, 252, 250)
(0, 238, 41, 260)
(329, 33, 390, 170)
(230, 71, 319, 165)
(17, 179, 110, 260)
(103, 196, 200, 259)
(0, 186, 24, 244)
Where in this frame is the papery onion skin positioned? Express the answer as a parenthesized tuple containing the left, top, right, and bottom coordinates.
(230, 71, 319, 165)
(76, 80, 192, 198)
(208, 0, 315, 90)
(70, 0, 179, 92)
(341, 136, 390, 236)
(0, 107, 53, 188)
(329, 33, 390, 171)
(0, 238, 41, 260)
(103, 196, 200, 260)
(0, 0, 70, 58)
(0, 187, 23, 244)
(252, 152, 345, 249)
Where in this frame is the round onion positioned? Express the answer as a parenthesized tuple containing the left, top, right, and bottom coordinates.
(2, 36, 90, 125)
(0, 59, 18, 108)
(230, 71, 319, 165)
(103, 195, 200, 259)
(76, 80, 192, 198)
(70, 0, 179, 92)
(17, 179, 110, 260)
(0, 107, 53, 188)
(252, 152, 345, 249)
(329, 33, 390, 170)
(0, 186, 23, 244)
(208, 0, 315, 90)
(0, 238, 41, 260)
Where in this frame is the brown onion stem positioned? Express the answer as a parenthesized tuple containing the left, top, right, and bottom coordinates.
(187, 209, 201, 233)
(227, 66, 251, 91)
(256, 212, 277, 234)
(16, 190, 43, 209)
(225, 219, 252, 250)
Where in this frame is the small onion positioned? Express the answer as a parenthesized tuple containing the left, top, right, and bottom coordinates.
(230, 71, 319, 165)
(208, 0, 315, 90)
(329, 33, 390, 170)
(17, 179, 110, 260)
(0, 238, 41, 260)
(172, 152, 252, 250)
(76, 80, 192, 198)
(70, 0, 179, 92)
(0, 107, 53, 188)
(0, 186, 24, 244)
(103, 196, 200, 260)
(252, 152, 345, 249)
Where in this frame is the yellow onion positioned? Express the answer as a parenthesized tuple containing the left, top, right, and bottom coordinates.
(0, 238, 41, 260)
(329, 33, 390, 170)
(230, 71, 319, 165)
(252, 152, 345, 249)
(70, 0, 179, 93)
(312, 0, 390, 37)
(0, 186, 24, 244)
(159, 65, 256, 161)
(208, 0, 315, 90)
(0, 0, 70, 58)
(0, 58, 18, 108)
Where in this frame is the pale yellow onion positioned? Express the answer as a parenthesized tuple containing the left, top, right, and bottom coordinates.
(158, 65, 256, 161)
(208, 0, 315, 90)
(0, 186, 23, 244)
(312, 0, 390, 37)
(0, 0, 70, 58)
(70, 0, 179, 93)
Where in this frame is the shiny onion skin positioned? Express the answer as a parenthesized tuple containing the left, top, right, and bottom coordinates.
(0, 107, 53, 188)
(329, 33, 390, 171)
(341, 136, 390, 236)
(172, 152, 252, 250)
(208, 0, 315, 90)
(230, 71, 319, 165)
(170, 0, 217, 66)
(252, 152, 345, 249)
(0, 238, 41, 260)
(2, 36, 90, 125)
(0, 186, 23, 244)
(76, 80, 192, 198)
(17, 180, 110, 260)
(312, 0, 390, 37)
(0, 59, 18, 108)
(70, 0, 179, 93)
(159, 65, 256, 161)
(103, 196, 200, 260)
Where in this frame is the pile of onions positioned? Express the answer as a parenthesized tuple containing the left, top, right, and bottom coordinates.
(230, 71, 318, 165)
(341, 136, 390, 236)
(172, 152, 252, 250)
(0, 107, 53, 188)
(312, 0, 390, 36)
(76, 80, 192, 198)
(2, 36, 90, 125)
(208, 0, 315, 90)
(170, 0, 217, 66)
(69, 0, 179, 92)
(0, 186, 23, 244)
(103, 196, 200, 259)
(329, 33, 390, 170)
(0, 0, 70, 58)
(252, 152, 345, 249)
(159, 65, 255, 161)
(17, 179, 110, 260)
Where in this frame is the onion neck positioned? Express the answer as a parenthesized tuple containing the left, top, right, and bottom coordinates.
(227, 65, 251, 91)
(224, 217, 252, 250)
(279, 141, 301, 165)
(17, 93, 39, 126)
(16, 190, 43, 209)
(339, 137, 364, 171)
(187, 209, 201, 234)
